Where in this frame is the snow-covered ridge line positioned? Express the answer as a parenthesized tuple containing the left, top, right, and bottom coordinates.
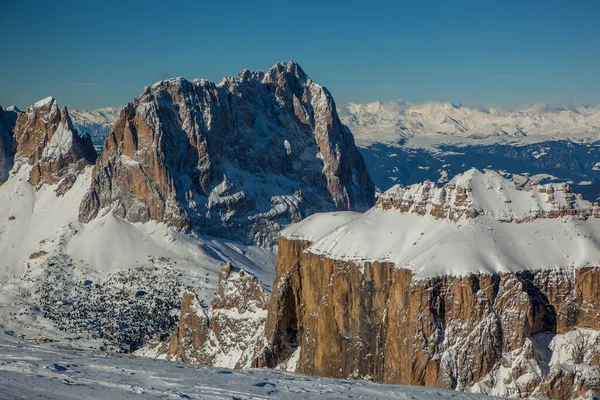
(33, 96, 54, 109)
(281, 169, 600, 279)
(339, 99, 600, 144)
(377, 168, 600, 222)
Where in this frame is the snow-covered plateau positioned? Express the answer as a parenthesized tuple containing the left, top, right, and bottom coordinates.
(282, 168, 600, 278)
(263, 168, 600, 399)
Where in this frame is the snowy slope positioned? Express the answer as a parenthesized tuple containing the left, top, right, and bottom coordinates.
(0, 162, 276, 350)
(0, 341, 497, 400)
(282, 169, 600, 279)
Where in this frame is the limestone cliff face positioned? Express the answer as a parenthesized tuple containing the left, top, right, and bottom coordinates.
(0, 105, 18, 184)
(260, 172, 600, 400)
(262, 238, 600, 399)
(13, 97, 97, 192)
(78, 62, 374, 245)
(136, 263, 268, 369)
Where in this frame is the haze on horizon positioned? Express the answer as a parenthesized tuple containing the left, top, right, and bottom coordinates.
(0, 0, 598, 111)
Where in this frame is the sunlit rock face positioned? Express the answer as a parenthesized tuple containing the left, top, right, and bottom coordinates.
(13, 97, 96, 192)
(135, 263, 269, 369)
(78, 61, 374, 246)
(260, 171, 600, 400)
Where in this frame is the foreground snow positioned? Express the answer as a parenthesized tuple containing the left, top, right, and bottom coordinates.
(0, 341, 496, 399)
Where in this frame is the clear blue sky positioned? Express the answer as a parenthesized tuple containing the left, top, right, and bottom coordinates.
(1, 0, 599, 110)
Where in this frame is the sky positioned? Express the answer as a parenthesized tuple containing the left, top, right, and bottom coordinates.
(1, 0, 599, 110)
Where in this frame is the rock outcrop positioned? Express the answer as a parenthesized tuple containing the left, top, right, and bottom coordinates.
(263, 241, 600, 399)
(79, 61, 374, 245)
(13, 97, 97, 191)
(136, 263, 268, 369)
(258, 170, 600, 399)
(377, 168, 600, 222)
(0, 105, 19, 184)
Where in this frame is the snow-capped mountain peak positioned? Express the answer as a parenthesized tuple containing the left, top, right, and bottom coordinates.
(33, 96, 55, 109)
(78, 61, 374, 246)
(340, 99, 600, 144)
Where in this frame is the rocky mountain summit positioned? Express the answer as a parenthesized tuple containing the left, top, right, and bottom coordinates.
(12, 97, 97, 191)
(78, 61, 374, 245)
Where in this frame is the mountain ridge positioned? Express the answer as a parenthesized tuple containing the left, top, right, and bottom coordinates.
(78, 61, 375, 245)
(339, 99, 600, 144)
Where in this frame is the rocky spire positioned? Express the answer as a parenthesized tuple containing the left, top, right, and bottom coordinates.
(13, 97, 97, 191)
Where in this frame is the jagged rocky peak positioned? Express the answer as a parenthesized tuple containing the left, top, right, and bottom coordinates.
(13, 97, 97, 191)
(377, 168, 600, 222)
(0, 105, 19, 184)
(79, 61, 374, 245)
(136, 262, 268, 369)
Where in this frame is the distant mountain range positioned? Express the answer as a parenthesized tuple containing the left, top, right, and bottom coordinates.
(338, 100, 600, 142)
(335, 100, 600, 202)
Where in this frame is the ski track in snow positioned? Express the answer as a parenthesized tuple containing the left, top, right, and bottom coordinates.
(0, 341, 496, 400)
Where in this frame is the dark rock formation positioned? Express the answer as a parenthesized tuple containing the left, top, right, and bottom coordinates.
(0, 105, 19, 184)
